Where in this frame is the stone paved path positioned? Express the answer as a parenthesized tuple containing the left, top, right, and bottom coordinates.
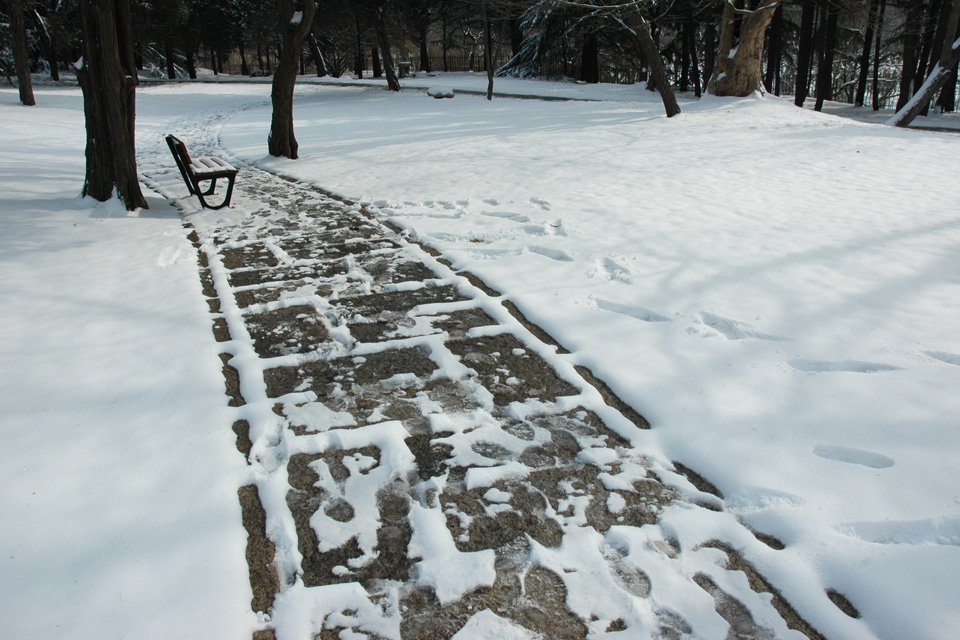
(139, 117, 828, 640)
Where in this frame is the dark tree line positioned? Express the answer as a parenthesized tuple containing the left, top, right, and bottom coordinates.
(4, 0, 958, 116)
(3, 0, 958, 209)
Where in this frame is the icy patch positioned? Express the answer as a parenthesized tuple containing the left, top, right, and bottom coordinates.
(813, 445, 895, 469)
(408, 503, 496, 604)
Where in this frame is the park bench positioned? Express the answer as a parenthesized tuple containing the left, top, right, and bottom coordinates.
(165, 134, 238, 210)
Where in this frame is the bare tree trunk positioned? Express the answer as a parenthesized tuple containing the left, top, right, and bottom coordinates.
(372, 4, 400, 91)
(626, 9, 680, 117)
(708, 0, 780, 97)
(896, 0, 924, 110)
(77, 0, 147, 210)
(795, 0, 815, 106)
(8, 0, 36, 105)
(855, 0, 880, 106)
(372, 47, 383, 78)
(889, 0, 960, 126)
(581, 33, 600, 84)
(419, 24, 431, 72)
(872, 0, 887, 109)
(814, 0, 839, 111)
(764, 3, 783, 94)
(482, 0, 493, 99)
(268, 0, 317, 159)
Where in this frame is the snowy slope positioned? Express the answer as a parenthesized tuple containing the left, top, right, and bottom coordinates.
(218, 81, 960, 640)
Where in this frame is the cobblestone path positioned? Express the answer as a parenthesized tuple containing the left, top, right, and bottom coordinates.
(139, 121, 826, 640)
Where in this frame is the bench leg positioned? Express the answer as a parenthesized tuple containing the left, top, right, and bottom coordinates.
(196, 173, 236, 210)
(200, 178, 218, 196)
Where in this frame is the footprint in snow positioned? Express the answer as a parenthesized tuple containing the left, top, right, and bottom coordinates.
(789, 359, 900, 373)
(593, 257, 631, 283)
(839, 515, 960, 547)
(482, 198, 500, 206)
(813, 444, 894, 469)
(700, 312, 786, 341)
(480, 210, 531, 223)
(526, 245, 572, 262)
(926, 351, 960, 366)
(529, 197, 551, 211)
(596, 298, 670, 323)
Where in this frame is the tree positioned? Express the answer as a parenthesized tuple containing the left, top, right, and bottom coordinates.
(77, 0, 147, 210)
(889, 0, 960, 126)
(7, 0, 36, 105)
(707, 0, 780, 97)
(268, 0, 317, 159)
(371, 1, 400, 91)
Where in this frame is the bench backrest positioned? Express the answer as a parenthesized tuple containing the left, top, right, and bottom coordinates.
(165, 134, 196, 195)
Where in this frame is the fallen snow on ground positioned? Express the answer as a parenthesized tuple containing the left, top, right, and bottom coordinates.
(216, 79, 960, 639)
(2, 74, 959, 639)
(0, 88, 254, 639)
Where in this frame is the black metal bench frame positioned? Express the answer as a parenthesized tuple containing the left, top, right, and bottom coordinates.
(165, 134, 238, 210)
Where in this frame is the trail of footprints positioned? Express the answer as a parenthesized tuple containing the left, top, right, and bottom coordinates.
(142, 127, 833, 638)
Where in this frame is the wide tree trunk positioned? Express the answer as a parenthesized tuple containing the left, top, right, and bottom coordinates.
(708, 0, 780, 97)
(372, 4, 400, 91)
(8, 0, 36, 105)
(419, 24, 431, 72)
(77, 0, 147, 210)
(795, 0, 816, 106)
(268, 0, 317, 159)
(889, 0, 960, 127)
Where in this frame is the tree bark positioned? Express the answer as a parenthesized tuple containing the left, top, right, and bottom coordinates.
(372, 46, 383, 78)
(482, 0, 493, 99)
(419, 24, 431, 72)
(268, 0, 317, 159)
(795, 0, 815, 106)
(764, 3, 783, 94)
(889, 0, 960, 126)
(896, 0, 924, 110)
(581, 33, 600, 84)
(77, 0, 147, 210)
(855, 0, 880, 106)
(872, 0, 887, 109)
(708, 0, 780, 97)
(8, 0, 36, 105)
(627, 9, 680, 117)
(372, 4, 400, 91)
(814, 0, 839, 111)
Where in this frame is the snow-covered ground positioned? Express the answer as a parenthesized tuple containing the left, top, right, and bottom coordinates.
(2, 73, 959, 639)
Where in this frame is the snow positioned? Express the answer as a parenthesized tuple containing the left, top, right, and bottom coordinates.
(3, 72, 960, 639)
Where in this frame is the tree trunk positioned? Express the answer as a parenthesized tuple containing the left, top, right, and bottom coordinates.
(9, 0, 36, 105)
(814, 0, 839, 111)
(482, 0, 494, 99)
(239, 41, 249, 76)
(889, 0, 960, 126)
(708, 0, 780, 97)
(372, 46, 382, 77)
(872, 0, 886, 109)
(795, 0, 815, 106)
(764, 3, 783, 94)
(936, 61, 958, 111)
(581, 33, 600, 84)
(915, 0, 945, 98)
(77, 0, 147, 210)
(419, 24, 431, 72)
(896, 0, 924, 110)
(372, 5, 400, 91)
(268, 0, 317, 159)
(307, 31, 325, 77)
(628, 9, 680, 117)
(855, 0, 879, 106)
(355, 12, 364, 78)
